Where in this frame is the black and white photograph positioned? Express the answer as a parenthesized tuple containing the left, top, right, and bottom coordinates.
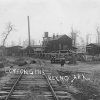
(0, 0, 100, 100)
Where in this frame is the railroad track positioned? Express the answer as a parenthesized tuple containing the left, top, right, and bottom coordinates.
(37, 59, 73, 100)
(0, 59, 72, 100)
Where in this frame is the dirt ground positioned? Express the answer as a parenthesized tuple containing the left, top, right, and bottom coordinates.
(1, 58, 100, 87)
(0, 57, 100, 100)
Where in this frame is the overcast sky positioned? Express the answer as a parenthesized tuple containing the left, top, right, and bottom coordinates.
(0, 0, 100, 46)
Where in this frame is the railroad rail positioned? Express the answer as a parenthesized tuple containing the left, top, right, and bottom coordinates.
(5, 71, 23, 100)
(0, 59, 72, 100)
(37, 59, 72, 100)
(4, 64, 29, 100)
(39, 60, 100, 100)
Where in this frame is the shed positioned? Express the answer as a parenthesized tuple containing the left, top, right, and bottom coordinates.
(86, 43, 100, 55)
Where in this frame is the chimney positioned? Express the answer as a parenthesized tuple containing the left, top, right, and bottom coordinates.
(44, 32, 49, 38)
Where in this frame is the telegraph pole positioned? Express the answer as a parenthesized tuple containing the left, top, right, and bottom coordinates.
(27, 16, 31, 46)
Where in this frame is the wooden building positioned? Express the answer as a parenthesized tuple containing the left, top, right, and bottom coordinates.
(0, 46, 5, 56)
(86, 43, 100, 55)
(5, 45, 43, 56)
(5, 46, 23, 56)
(42, 33, 75, 53)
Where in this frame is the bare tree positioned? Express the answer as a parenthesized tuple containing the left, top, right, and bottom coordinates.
(2, 22, 14, 46)
(23, 39, 28, 47)
(96, 26, 100, 44)
(31, 39, 35, 46)
(18, 38, 22, 46)
(23, 39, 35, 47)
(1, 22, 14, 58)
(70, 27, 78, 46)
(86, 33, 92, 45)
(11, 41, 16, 46)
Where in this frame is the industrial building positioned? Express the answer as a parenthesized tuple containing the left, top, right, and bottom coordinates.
(42, 32, 76, 53)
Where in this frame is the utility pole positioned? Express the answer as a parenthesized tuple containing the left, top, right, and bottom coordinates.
(27, 16, 31, 46)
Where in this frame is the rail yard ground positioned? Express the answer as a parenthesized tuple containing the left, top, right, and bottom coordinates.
(0, 57, 100, 100)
